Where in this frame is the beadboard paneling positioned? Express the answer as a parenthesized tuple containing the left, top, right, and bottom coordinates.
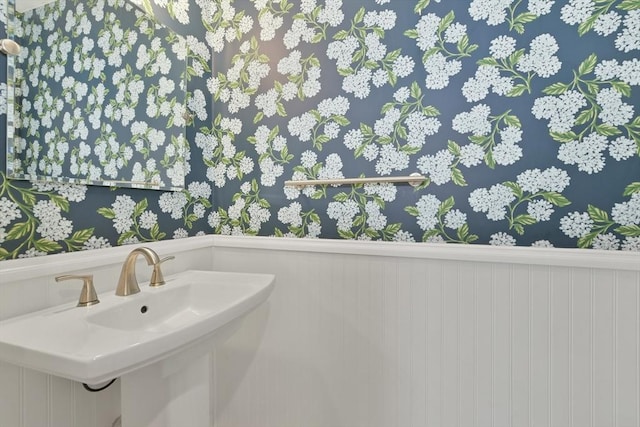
(211, 242, 640, 427)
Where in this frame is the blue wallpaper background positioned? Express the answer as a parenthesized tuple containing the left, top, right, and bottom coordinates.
(0, 0, 639, 259)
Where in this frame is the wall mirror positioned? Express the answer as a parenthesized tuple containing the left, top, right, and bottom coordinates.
(5, 0, 189, 191)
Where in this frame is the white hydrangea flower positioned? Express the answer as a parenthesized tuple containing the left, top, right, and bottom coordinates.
(531, 240, 554, 248)
(516, 34, 561, 78)
(621, 237, 640, 251)
(560, 0, 594, 26)
(489, 232, 517, 246)
(609, 136, 636, 161)
(560, 211, 593, 238)
(444, 209, 467, 229)
(417, 150, 454, 185)
(452, 104, 492, 136)
(468, 184, 516, 221)
(615, 10, 640, 52)
(557, 133, 608, 174)
(0, 198, 23, 227)
(592, 233, 620, 250)
(469, 0, 511, 25)
(415, 194, 441, 231)
(327, 199, 359, 231)
(594, 11, 622, 36)
(278, 202, 303, 227)
(611, 193, 640, 227)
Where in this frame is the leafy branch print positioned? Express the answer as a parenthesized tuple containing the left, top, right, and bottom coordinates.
(98, 195, 165, 245)
(0, 174, 94, 259)
(406, 195, 479, 243)
(211, 179, 271, 235)
(561, 182, 640, 249)
(539, 54, 635, 143)
(328, 181, 401, 240)
(346, 82, 440, 177)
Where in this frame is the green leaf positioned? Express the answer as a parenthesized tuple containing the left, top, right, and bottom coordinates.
(134, 199, 148, 217)
(410, 81, 422, 99)
(503, 114, 521, 128)
(333, 116, 350, 126)
(575, 108, 595, 126)
(333, 30, 349, 40)
(484, 151, 496, 169)
(448, 140, 461, 155)
(404, 29, 419, 39)
(623, 182, 640, 196)
(253, 111, 264, 124)
(617, 0, 640, 10)
(611, 80, 632, 97)
(438, 11, 455, 33)
(21, 191, 36, 207)
(353, 7, 365, 24)
(514, 12, 537, 25)
(578, 14, 599, 36)
(50, 194, 70, 212)
(457, 34, 469, 52)
(477, 57, 499, 66)
(578, 53, 598, 75)
(405, 206, 420, 217)
(503, 181, 523, 199)
(97, 207, 116, 219)
(0, 247, 9, 260)
(596, 124, 622, 136)
(578, 231, 599, 248)
(457, 223, 469, 240)
(68, 228, 94, 244)
(513, 224, 525, 235)
(6, 221, 31, 240)
(541, 192, 571, 207)
(550, 131, 578, 143)
(34, 239, 61, 253)
(543, 82, 569, 95)
(334, 192, 349, 202)
(588, 205, 610, 223)
(414, 0, 431, 14)
(451, 167, 467, 187)
(616, 225, 640, 237)
(514, 214, 537, 226)
(507, 84, 528, 97)
(438, 196, 455, 216)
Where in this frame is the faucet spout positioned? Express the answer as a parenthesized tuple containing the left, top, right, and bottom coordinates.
(115, 247, 161, 296)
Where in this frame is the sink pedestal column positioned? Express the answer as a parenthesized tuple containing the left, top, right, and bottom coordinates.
(120, 351, 212, 427)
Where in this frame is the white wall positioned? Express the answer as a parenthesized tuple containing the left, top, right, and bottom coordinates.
(0, 236, 638, 427)
(211, 237, 640, 427)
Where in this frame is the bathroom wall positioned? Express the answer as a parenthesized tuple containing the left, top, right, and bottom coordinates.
(0, 235, 637, 427)
(211, 236, 640, 427)
(2, 0, 640, 260)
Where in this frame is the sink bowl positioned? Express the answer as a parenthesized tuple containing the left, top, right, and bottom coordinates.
(0, 270, 274, 384)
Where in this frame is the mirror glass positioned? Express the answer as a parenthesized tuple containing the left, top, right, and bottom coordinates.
(5, 0, 189, 191)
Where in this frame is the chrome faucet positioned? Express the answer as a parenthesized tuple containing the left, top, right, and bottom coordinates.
(115, 247, 175, 296)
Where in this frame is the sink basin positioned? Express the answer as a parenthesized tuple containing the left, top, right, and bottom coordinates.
(0, 270, 274, 384)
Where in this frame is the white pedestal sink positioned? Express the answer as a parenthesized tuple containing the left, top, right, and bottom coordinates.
(0, 270, 275, 427)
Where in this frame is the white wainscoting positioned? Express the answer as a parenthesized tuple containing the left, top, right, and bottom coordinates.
(210, 237, 640, 427)
(0, 236, 638, 427)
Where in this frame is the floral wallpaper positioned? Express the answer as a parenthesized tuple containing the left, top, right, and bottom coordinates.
(10, 0, 188, 190)
(0, 0, 639, 260)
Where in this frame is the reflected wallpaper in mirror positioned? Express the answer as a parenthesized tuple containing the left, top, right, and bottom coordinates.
(7, 0, 189, 190)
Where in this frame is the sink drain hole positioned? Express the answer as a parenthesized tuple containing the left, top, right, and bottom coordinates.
(140, 305, 148, 314)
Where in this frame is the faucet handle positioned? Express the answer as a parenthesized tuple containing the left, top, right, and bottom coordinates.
(55, 274, 100, 307)
(150, 256, 175, 287)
